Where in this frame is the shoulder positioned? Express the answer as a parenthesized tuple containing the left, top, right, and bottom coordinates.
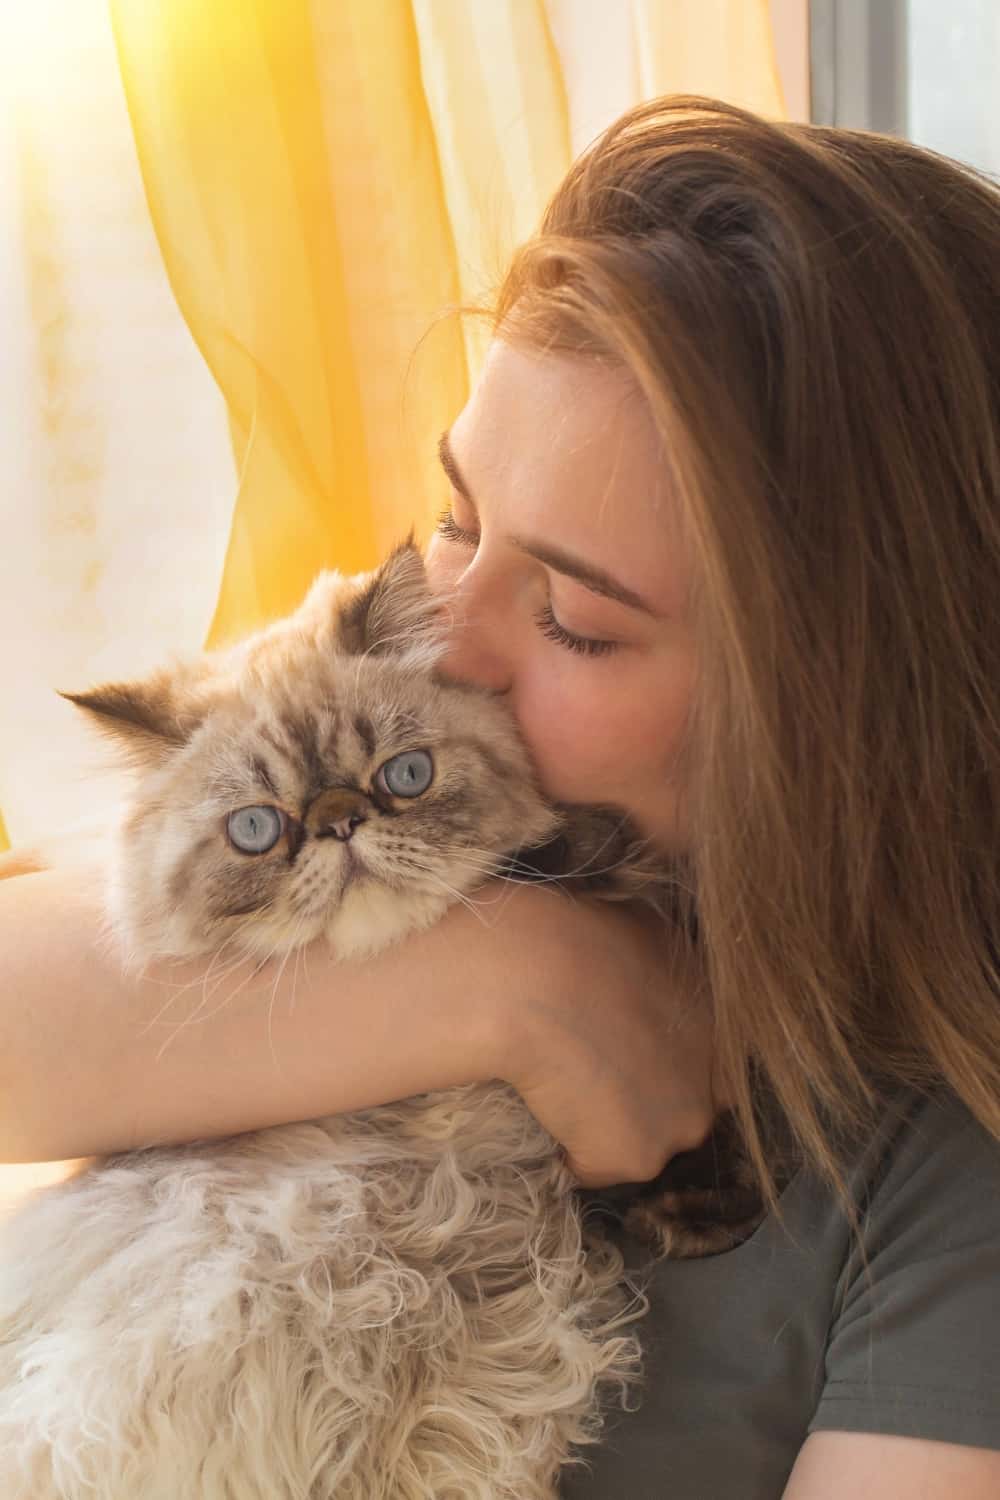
(843, 1085, 1000, 1266)
(812, 1086, 1000, 1452)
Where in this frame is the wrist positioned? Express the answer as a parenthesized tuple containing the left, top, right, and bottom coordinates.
(480, 884, 590, 1095)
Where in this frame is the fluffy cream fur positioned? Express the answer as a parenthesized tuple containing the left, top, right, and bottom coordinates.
(0, 543, 654, 1499)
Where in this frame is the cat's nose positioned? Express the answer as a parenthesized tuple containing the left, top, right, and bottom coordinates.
(305, 789, 369, 842)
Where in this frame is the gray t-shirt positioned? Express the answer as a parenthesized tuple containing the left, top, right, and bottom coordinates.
(561, 1087, 1000, 1499)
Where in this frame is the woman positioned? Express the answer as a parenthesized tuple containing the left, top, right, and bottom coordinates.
(2, 97, 998, 1497)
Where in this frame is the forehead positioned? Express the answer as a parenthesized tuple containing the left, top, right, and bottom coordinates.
(193, 659, 431, 787)
(449, 340, 691, 619)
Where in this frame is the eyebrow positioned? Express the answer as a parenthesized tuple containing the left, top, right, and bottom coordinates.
(437, 430, 660, 618)
(249, 755, 280, 798)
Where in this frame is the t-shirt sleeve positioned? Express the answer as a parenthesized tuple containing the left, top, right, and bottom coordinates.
(809, 1089, 1000, 1450)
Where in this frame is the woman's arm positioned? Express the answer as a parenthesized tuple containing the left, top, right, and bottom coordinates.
(0, 865, 525, 1162)
(0, 866, 717, 1179)
(0, 847, 49, 881)
(783, 1432, 1000, 1500)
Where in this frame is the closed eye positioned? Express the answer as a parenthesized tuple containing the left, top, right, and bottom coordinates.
(435, 506, 477, 547)
(532, 602, 617, 657)
(434, 506, 619, 658)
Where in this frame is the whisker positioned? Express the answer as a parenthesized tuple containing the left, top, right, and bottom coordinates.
(263, 909, 318, 1068)
(148, 915, 278, 1059)
(417, 869, 527, 928)
(137, 918, 263, 1037)
(287, 921, 309, 1026)
(295, 926, 314, 1012)
(415, 871, 493, 925)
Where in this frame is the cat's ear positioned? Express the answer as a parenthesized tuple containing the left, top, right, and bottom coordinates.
(59, 666, 207, 768)
(337, 534, 444, 665)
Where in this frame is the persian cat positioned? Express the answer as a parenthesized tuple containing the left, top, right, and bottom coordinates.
(0, 541, 672, 1500)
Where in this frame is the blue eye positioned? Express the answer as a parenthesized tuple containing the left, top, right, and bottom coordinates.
(227, 805, 284, 854)
(377, 750, 434, 798)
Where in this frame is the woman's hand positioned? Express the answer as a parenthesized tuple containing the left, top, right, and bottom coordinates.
(493, 884, 720, 1188)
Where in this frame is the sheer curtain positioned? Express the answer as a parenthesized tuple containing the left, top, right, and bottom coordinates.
(0, 0, 785, 860)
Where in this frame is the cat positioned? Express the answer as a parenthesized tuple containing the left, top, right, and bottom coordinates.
(0, 539, 680, 1500)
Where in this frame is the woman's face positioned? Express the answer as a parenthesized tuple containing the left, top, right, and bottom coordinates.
(424, 340, 697, 856)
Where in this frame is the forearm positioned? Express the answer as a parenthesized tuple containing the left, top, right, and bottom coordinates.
(0, 867, 546, 1163)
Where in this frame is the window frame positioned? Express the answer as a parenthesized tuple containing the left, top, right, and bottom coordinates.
(809, 0, 908, 132)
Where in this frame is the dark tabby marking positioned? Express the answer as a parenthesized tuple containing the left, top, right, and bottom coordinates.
(575, 1098, 802, 1259)
(249, 756, 280, 799)
(353, 713, 377, 759)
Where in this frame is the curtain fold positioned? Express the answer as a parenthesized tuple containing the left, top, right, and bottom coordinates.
(0, 1, 236, 853)
(633, 0, 785, 114)
(110, 0, 463, 645)
(412, 0, 571, 376)
(0, 0, 786, 852)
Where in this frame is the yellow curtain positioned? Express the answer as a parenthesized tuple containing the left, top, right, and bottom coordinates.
(0, 0, 785, 854)
(110, 0, 465, 647)
(0, 1, 238, 859)
(110, 0, 785, 647)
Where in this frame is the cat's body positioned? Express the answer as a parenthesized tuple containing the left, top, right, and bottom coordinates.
(1, 1086, 640, 1500)
(0, 544, 661, 1500)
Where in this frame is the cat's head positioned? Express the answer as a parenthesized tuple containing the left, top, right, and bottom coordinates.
(64, 541, 561, 966)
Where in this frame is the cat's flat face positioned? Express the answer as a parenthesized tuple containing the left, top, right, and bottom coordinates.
(71, 545, 559, 965)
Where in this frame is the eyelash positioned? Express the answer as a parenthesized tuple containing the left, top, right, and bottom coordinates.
(435, 506, 619, 659)
(435, 507, 477, 548)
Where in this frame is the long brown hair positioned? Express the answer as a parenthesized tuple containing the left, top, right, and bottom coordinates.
(494, 96, 1000, 1204)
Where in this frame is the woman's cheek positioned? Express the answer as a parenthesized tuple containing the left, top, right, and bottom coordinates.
(514, 668, 624, 800)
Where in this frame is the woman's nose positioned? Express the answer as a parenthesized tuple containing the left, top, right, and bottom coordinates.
(436, 605, 513, 694)
(432, 573, 514, 695)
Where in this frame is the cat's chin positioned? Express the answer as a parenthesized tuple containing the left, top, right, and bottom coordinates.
(321, 883, 451, 962)
(113, 883, 454, 970)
